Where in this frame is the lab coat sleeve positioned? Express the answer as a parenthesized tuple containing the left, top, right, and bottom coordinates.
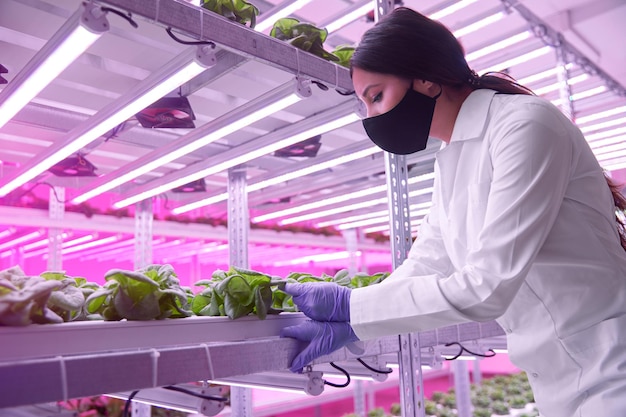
(351, 101, 577, 340)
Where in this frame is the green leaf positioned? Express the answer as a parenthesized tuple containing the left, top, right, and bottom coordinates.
(218, 275, 254, 306)
(48, 282, 85, 312)
(40, 271, 68, 281)
(223, 293, 254, 319)
(114, 288, 161, 320)
(270, 17, 299, 39)
(253, 284, 272, 320)
(85, 288, 114, 314)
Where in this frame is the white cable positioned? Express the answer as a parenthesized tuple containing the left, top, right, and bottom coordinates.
(57, 356, 68, 402)
(150, 349, 160, 387)
(202, 343, 215, 380)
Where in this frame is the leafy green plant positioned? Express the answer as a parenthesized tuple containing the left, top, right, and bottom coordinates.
(424, 400, 437, 415)
(390, 403, 401, 416)
(510, 395, 528, 408)
(332, 44, 355, 68)
(86, 264, 192, 321)
(491, 400, 510, 415)
(472, 394, 491, 408)
(270, 18, 339, 62)
(473, 409, 491, 417)
(201, 0, 259, 28)
(368, 407, 385, 417)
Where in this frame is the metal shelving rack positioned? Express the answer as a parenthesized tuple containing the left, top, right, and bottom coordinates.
(0, 1, 506, 416)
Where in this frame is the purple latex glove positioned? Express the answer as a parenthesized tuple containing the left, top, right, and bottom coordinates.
(280, 320, 359, 373)
(283, 282, 351, 322)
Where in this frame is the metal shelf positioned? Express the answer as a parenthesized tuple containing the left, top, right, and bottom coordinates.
(0, 312, 504, 409)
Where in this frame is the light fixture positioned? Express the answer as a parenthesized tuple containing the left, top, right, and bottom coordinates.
(0, 231, 43, 252)
(517, 64, 574, 86)
(62, 238, 137, 261)
(112, 102, 361, 209)
(71, 79, 308, 205)
(0, 2, 109, 129)
(476, 46, 552, 75)
(0, 228, 16, 241)
(172, 146, 381, 215)
(42, 235, 119, 258)
(256, 172, 434, 224)
(466, 31, 531, 62)
(452, 12, 505, 38)
(0, 45, 215, 198)
(429, 0, 479, 20)
(255, 0, 314, 32)
(588, 135, 626, 150)
(273, 250, 361, 266)
(551, 86, 608, 107)
(321, 0, 374, 34)
(576, 106, 626, 125)
(23, 234, 95, 258)
(22, 233, 70, 253)
(317, 201, 432, 228)
(580, 117, 626, 134)
(533, 74, 589, 96)
(210, 371, 324, 396)
(337, 207, 431, 230)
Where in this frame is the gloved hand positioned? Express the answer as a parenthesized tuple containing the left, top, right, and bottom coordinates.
(280, 320, 359, 373)
(283, 282, 351, 322)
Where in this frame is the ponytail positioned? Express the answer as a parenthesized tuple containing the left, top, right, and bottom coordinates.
(605, 173, 626, 251)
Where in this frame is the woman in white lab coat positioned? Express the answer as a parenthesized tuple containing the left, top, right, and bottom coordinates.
(280, 7, 626, 417)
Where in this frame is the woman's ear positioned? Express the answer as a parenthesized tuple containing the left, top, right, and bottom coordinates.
(411, 79, 436, 95)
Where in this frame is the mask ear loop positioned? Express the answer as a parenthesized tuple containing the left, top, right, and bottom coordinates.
(433, 84, 443, 100)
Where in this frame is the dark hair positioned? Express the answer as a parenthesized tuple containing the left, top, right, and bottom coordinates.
(351, 6, 626, 251)
(350, 7, 532, 95)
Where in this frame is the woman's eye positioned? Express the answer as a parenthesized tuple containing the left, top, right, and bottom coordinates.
(372, 92, 382, 103)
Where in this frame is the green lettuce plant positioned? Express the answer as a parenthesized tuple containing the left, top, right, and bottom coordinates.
(201, 0, 259, 28)
(270, 18, 339, 62)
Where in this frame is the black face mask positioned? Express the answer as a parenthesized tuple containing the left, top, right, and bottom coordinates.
(362, 87, 441, 155)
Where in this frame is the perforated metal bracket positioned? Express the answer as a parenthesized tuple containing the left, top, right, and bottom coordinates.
(196, 44, 218, 68)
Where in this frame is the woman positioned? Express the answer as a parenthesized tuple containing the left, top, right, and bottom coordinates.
(280, 6, 626, 417)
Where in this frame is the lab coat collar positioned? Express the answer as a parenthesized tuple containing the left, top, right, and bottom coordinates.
(448, 89, 497, 144)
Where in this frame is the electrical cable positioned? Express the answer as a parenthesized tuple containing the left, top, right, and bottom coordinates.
(166, 27, 216, 47)
(122, 390, 139, 417)
(356, 357, 393, 374)
(323, 362, 351, 388)
(163, 385, 228, 402)
(443, 341, 496, 361)
(100, 7, 139, 28)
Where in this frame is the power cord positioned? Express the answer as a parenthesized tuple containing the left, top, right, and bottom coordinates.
(443, 342, 496, 361)
(323, 362, 351, 388)
(356, 357, 393, 374)
(163, 385, 228, 402)
(166, 27, 216, 47)
(122, 390, 139, 417)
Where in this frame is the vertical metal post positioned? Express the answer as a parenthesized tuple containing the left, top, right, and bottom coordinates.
(353, 380, 366, 416)
(134, 199, 153, 269)
(47, 186, 65, 271)
(343, 228, 359, 275)
(473, 359, 482, 386)
(227, 166, 253, 417)
(133, 198, 154, 416)
(385, 152, 426, 417)
(451, 360, 472, 417)
(191, 253, 201, 284)
(555, 42, 574, 121)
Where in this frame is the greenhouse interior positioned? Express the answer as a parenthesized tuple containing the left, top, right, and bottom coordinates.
(0, 0, 625, 416)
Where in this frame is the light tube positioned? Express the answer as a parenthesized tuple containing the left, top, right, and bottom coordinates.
(584, 126, 626, 142)
(591, 142, 626, 157)
(0, 47, 213, 198)
(551, 86, 607, 106)
(0, 3, 109, 129)
(71, 82, 304, 204)
(465, 32, 530, 62)
(273, 250, 361, 266)
(0, 228, 16, 240)
(324, 1, 374, 34)
(533, 74, 589, 96)
(587, 135, 626, 149)
(338, 207, 431, 230)
(23, 234, 94, 258)
(280, 197, 388, 225)
(517, 64, 574, 86)
(429, 0, 479, 20)
(255, 0, 314, 32)
(22, 233, 70, 252)
(113, 112, 361, 208)
(0, 231, 43, 252)
(576, 106, 626, 125)
(601, 159, 626, 172)
(269, 173, 434, 224)
(453, 12, 504, 38)
(476, 46, 551, 74)
(580, 117, 626, 134)
(597, 148, 626, 162)
(317, 201, 432, 228)
(172, 146, 380, 214)
(50, 235, 118, 256)
(63, 238, 136, 261)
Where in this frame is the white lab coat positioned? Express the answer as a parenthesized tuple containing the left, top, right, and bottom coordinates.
(350, 90, 626, 417)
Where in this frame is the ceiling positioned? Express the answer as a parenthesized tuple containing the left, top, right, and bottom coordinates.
(0, 0, 624, 272)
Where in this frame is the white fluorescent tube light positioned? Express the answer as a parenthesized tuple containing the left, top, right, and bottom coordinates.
(22, 233, 70, 252)
(0, 228, 17, 241)
(517, 64, 574, 86)
(255, 0, 314, 32)
(323, 1, 374, 34)
(0, 231, 43, 252)
(71, 80, 307, 205)
(45, 235, 119, 257)
(172, 146, 380, 214)
(576, 106, 626, 125)
(0, 2, 109, 129)
(466, 31, 531, 62)
(338, 207, 431, 230)
(63, 238, 136, 261)
(453, 12, 504, 38)
(272, 173, 434, 224)
(429, 0, 479, 20)
(580, 117, 626, 134)
(585, 125, 626, 142)
(533, 74, 589, 96)
(23, 234, 94, 258)
(317, 201, 432, 228)
(274, 250, 361, 266)
(591, 142, 626, 157)
(476, 46, 551, 75)
(113, 105, 361, 209)
(587, 135, 625, 149)
(597, 148, 626, 162)
(0, 46, 214, 198)
(551, 86, 607, 106)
